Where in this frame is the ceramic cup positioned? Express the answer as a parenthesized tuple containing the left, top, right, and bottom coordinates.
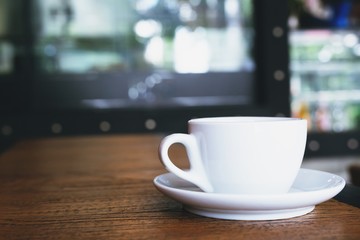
(159, 117, 307, 194)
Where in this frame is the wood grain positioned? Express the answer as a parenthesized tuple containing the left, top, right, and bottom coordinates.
(0, 135, 359, 240)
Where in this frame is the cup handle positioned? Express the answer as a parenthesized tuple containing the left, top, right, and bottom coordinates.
(159, 133, 213, 192)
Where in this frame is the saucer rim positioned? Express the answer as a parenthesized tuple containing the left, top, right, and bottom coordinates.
(153, 168, 346, 211)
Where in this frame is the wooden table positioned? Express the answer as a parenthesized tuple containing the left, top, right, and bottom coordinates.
(0, 134, 359, 239)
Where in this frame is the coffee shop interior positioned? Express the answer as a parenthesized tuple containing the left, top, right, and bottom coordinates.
(0, 1, 360, 237)
(1, 0, 360, 186)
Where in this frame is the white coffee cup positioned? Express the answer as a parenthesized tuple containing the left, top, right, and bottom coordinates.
(159, 117, 307, 194)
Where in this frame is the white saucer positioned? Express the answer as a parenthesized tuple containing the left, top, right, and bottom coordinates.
(153, 168, 345, 220)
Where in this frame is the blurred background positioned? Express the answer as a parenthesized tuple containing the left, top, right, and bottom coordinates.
(0, 0, 359, 182)
(0, 0, 261, 136)
(289, 0, 360, 134)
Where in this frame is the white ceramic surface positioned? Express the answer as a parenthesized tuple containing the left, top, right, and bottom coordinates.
(159, 117, 307, 194)
(153, 168, 346, 220)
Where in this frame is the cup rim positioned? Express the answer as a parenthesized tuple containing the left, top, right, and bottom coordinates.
(189, 116, 306, 124)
